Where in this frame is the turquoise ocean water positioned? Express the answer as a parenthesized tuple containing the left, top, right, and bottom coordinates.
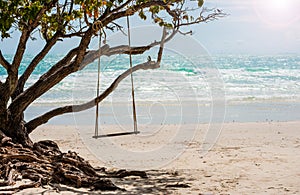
(1, 54, 300, 124)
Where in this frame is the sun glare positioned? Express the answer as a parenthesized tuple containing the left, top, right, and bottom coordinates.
(272, 0, 291, 9)
(253, 0, 300, 27)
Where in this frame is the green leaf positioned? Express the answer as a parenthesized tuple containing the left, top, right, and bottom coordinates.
(198, 0, 204, 7)
(138, 10, 147, 20)
(183, 15, 189, 21)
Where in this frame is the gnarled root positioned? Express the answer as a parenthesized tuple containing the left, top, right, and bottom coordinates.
(0, 138, 147, 192)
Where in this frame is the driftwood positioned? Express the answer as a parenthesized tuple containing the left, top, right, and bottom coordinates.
(0, 139, 148, 192)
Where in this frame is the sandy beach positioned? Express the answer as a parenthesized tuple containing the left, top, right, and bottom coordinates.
(14, 121, 298, 194)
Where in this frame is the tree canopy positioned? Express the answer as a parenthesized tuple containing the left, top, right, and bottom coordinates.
(0, 0, 219, 40)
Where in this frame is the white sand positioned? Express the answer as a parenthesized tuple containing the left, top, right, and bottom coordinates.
(13, 121, 300, 194)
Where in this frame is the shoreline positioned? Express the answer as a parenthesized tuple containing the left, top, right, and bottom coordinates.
(25, 101, 300, 126)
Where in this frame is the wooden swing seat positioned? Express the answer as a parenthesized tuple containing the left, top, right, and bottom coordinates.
(92, 131, 140, 138)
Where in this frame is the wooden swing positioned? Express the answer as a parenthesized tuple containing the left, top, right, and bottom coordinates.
(92, 16, 139, 138)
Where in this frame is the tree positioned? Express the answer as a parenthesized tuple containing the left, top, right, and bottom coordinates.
(0, 0, 225, 191)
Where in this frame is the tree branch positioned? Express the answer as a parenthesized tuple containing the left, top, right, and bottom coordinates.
(98, 0, 173, 29)
(81, 28, 177, 68)
(180, 8, 227, 27)
(110, 0, 132, 14)
(5, 30, 31, 99)
(62, 31, 86, 38)
(8, 29, 94, 117)
(5, 1, 58, 99)
(156, 27, 167, 63)
(99, 0, 132, 20)
(0, 50, 10, 71)
(11, 30, 30, 70)
(26, 27, 168, 133)
(29, 1, 57, 31)
(14, 33, 61, 98)
(10, 2, 56, 72)
(25, 61, 159, 133)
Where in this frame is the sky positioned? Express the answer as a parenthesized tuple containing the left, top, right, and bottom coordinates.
(1, 0, 300, 55)
(199, 0, 300, 54)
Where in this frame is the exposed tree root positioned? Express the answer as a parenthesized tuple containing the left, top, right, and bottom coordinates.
(166, 183, 190, 188)
(0, 139, 147, 192)
(0, 179, 41, 193)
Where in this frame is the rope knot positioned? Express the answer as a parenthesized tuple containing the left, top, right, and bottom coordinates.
(126, 8, 135, 15)
(92, 21, 103, 33)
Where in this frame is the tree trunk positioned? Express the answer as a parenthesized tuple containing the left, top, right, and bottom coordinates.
(1, 110, 33, 147)
(0, 99, 8, 131)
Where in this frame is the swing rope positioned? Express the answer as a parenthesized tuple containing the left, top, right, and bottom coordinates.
(127, 15, 138, 134)
(92, 15, 138, 138)
(94, 30, 102, 138)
